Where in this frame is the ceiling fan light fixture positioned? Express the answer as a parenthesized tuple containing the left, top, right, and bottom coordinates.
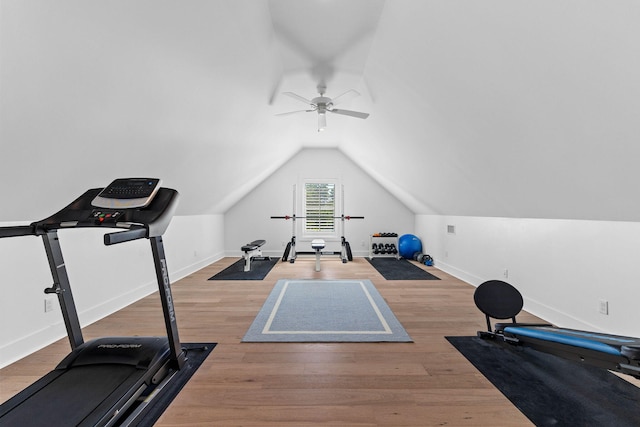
(318, 111, 327, 132)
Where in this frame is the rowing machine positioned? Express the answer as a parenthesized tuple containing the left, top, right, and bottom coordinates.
(474, 279, 640, 378)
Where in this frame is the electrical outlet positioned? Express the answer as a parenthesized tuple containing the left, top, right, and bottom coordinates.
(503, 268, 509, 279)
(599, 300, 609, 315)
(44, 297, 55, 313)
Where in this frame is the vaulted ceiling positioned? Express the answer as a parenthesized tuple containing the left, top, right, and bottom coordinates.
(2, 1, 640, 222)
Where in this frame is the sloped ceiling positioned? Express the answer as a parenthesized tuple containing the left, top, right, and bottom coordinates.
(1, 1, 640, 221)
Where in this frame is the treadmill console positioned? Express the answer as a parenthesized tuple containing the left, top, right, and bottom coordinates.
(29, 178, 177, 237)
(92, 178, 161, 209)
(90, 209, 124, 225)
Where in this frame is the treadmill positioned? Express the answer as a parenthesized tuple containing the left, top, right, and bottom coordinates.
(0, 178, 186, 426)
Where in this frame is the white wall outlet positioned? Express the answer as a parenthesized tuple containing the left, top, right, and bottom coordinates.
(44, 297, 56, 313)
(599, 300, 609, 315)
(503, 268, 509, 279)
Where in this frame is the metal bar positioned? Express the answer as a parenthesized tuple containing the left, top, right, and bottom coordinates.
(291, 185, 297, 260)
(341, 184, 345, 238)
(41, 230, 84, 349)
(0, 225, 35, 238)
(618, 363, 640, 377)
(270, 215, 364, 220)
(103, 227, 147, 245)
(149, 236, 185, 369)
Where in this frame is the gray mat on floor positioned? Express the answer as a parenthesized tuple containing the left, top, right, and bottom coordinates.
(243, 279, 412, 342)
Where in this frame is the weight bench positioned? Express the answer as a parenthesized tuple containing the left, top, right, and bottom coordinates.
(241, 239, 267, 272)
(474, 279, 640, 378)
(311, 239, 325, 272)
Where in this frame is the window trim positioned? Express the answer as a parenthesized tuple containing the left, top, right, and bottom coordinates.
(300, 179, 341, 240)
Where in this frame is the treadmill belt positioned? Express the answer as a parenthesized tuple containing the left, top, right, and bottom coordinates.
(2, 364, 142, 426)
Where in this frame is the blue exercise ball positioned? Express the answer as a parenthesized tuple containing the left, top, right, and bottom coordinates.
(398, 234, 422, 259)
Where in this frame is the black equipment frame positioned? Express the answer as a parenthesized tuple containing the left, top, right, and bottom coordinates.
(42, 230, 84, 349)
(0, 183, 186, 426)
(270, 184, 363, 264)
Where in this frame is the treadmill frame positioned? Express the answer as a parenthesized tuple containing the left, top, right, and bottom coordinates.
(0, 185, 186, 426)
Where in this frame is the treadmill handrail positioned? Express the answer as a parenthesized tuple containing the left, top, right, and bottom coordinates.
(104, 226, 148, 245)
(0, 225, 36, 238)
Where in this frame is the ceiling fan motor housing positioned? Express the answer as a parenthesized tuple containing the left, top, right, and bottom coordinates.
(312, 96, 333, 112)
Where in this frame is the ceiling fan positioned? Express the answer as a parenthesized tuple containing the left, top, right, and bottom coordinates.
(276, 85, 369, 132)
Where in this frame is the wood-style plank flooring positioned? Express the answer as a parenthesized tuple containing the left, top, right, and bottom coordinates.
(1, 256, 550, 426)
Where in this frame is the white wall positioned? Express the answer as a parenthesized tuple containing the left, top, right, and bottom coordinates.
(0, 214, 224, 368)
(416, 214, 640, 337)
(225, 147, 415, 258)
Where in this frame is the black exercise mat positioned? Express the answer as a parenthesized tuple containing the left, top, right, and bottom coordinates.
(366, 257, 440, 280)
(446, 336, 640, 427)
(131, 343, 216, 427)
(208, 257, 277, 280)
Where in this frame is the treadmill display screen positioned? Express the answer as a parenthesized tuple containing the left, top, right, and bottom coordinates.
(91, 178, 162, 209)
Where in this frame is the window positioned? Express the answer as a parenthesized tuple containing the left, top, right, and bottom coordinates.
(304, 182, 336, 234)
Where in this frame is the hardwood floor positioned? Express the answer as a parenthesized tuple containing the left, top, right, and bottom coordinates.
(1, 256, 547, 426)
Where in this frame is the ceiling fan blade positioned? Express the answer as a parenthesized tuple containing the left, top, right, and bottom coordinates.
(329, 109, 369, 119)
(331, 89, 361, 106)
(268, 76, 283, 105)
(282, 92, 314, 105)
(276, 109, 314, 116)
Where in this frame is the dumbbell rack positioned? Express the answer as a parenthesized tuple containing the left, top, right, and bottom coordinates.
(369, 234, 399, 260)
